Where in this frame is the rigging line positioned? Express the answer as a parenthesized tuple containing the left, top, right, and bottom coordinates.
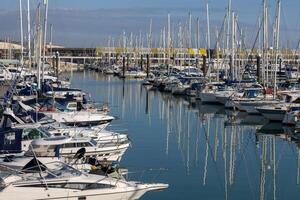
(248, 16, 263, 59)
(200, 116, 225, 190)
(213, 12, 227, 50)
(236, 22, 247, 50)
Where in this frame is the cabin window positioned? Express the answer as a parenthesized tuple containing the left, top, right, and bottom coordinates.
(77, 142, 92, 147)
(90, 139, 97, 146)
(67, 103, 77, 110)
(8, 69, 18, 73)
(63, 143, 76, 148)
(18, 183, 114, 190)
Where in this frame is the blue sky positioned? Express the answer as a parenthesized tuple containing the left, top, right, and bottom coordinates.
(0, 0, 299, 47)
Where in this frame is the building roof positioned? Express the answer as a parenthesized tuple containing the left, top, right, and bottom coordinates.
(0, 42, 22, 50)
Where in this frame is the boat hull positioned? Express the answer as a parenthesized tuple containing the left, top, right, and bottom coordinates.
(0, 183, 168, 200)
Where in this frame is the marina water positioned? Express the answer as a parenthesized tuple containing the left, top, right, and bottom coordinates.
(70, 70, 300, 200)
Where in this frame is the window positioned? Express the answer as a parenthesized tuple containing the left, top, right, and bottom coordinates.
(63, 143, 76, 148)
(90, 139, 97, 146)
(84, 142, 92, 147)
(77, 142, 92, 147)
(18, 183, 114, 190)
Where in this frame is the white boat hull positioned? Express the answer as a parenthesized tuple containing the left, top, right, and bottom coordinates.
(0, 183, 168, 200)
(234, 100, 278, 115)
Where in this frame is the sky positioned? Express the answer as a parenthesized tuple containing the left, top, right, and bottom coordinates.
(0, 0, 300, 48)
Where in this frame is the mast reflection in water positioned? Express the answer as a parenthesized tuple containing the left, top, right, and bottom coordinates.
(71, 71, 300, 200)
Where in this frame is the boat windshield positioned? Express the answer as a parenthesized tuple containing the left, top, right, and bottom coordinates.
(44, 162, 82, 178)
(22, 128, 51, 140)
(0, 161, 82, 183)
(90, 139, 97, 146)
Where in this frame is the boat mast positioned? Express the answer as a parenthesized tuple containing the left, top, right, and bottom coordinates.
(216, 28, 220, 82)
(206, 1, 211, 62)
(258, 16, 261, 55)
(108, 36, 111, 67)
(27, 0, 31, 69)
(49, 24, 53, 56)
(188, 12, 192, 69)
(262, 0, 268, 87)
(273, 0, 281, 98)
(148, 18, 153, 51)
(167, 13, 171, 72)
(19, 0, 24, 66)
(163, 26, 166, 65)
(188, 12, 192, 48)
(196, 17, 200, 49)
(231, 12, 235, 81)
(178, 23, 182, 66)
(196, 17, 200, 69)
(37, 3, 42, 90)
(226, 0, 232, 79)
(42, 0, 49, 83)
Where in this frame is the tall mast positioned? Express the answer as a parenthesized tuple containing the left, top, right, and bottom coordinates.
(122, 30, 126, 54)
(167, 13, 171, 67)
(206, 1, 211, 61)
(37, 4, 42, 90)
(42, 0, 49, 83)
(262, 0, 268, 86)
(108, 36, 111, 66)
(163, 26, 166, 64)
(258, 16, 261, 55)
(19, 0, 24, 66)
(196, 17, 200, 69)
(188, 12, 192, 48)
(226, 0, 232, 53)
(196, 17, 200, 49)
(49, 24, 53, 56)
(231, 12, 235, 80)
(273, 0, 281, 98)
(148, 18, 153, 50)
(216, 28, 220, 82)
(188, 12, 192, 68)
(226, 0, 232, 79)
(178, 23, 182, 66)
(27, 0, 31, 69)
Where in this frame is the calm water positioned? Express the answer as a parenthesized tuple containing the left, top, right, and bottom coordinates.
(70, 70, 300, 200)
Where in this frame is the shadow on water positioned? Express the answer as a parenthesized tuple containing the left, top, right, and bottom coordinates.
(70, 71, 300, 200)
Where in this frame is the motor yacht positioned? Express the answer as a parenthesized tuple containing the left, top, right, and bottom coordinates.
(25, 136, 130, 162)
(0, 161, 168, 200)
